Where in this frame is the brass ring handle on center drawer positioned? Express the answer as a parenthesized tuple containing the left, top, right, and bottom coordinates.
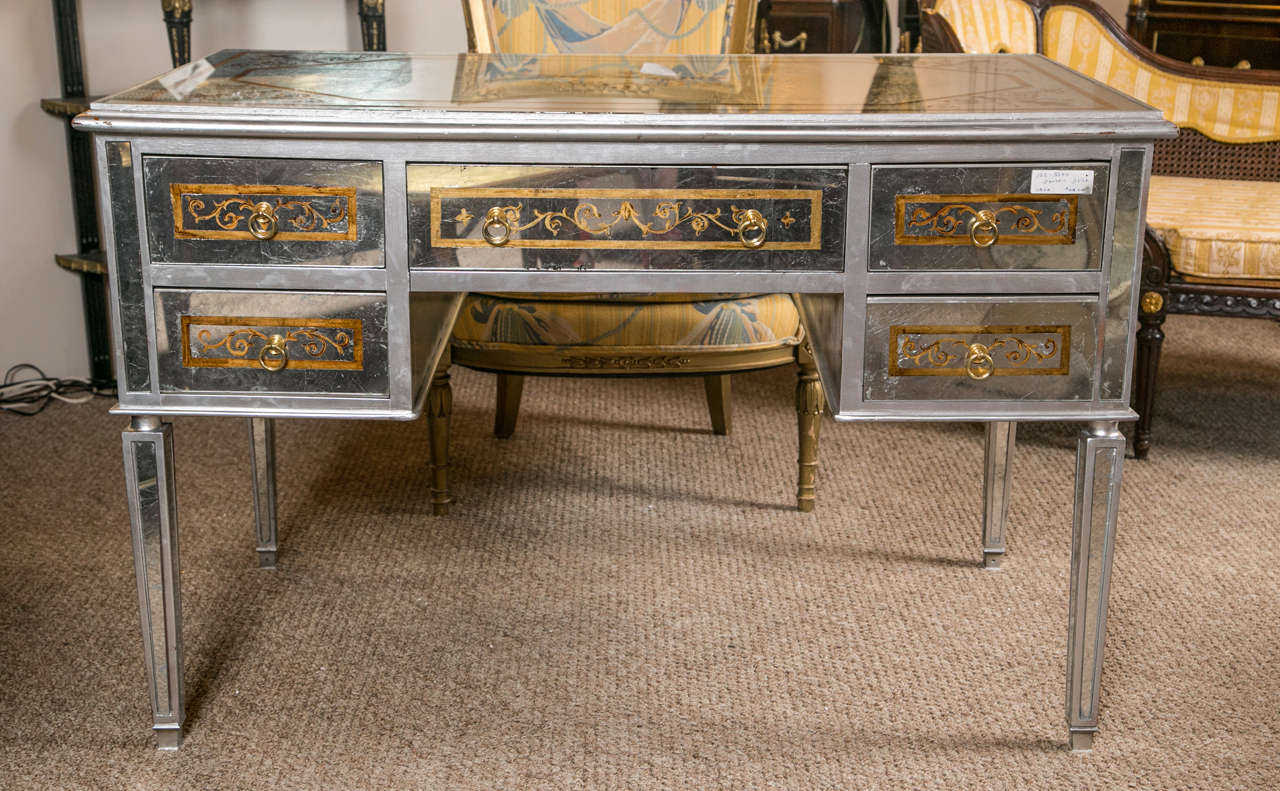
(737, 209, 768, 249)
(964, 343, 995, 380)
(481, 207, 513, 247)
(248, 201, 278, 241)
(967, 210, 999, 248)
(258, 334, 288, 372)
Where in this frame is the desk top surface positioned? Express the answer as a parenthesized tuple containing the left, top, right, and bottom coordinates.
(81, 51, 1169, 142)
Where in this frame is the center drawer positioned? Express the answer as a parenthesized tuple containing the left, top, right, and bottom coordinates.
(143, 156, 385, 267)
(406, 165, 847, 271)
(153, 289, 389, 397)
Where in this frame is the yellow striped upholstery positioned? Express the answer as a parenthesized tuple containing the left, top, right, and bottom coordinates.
(1146, 176, 1280, 281)
(453, 292, 802, 350)
(483, 0, 740, 56)
(928, 0, 1036, 54)
(1042, 6, 1280, 144)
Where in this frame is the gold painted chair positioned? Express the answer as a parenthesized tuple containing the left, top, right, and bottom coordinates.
(426, 0, 826, 514)
(922, 0, 1280, 458)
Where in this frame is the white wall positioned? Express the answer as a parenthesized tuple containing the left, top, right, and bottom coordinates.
(2, 0, 1129, 381)
(1, 0, 465, 382)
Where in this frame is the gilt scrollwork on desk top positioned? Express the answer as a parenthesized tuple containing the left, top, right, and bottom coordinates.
(431, 188, 821, 250)
(895, 194, 1078, 246)
(180, 315, 363, 371)
(888, 325, 1071, 377)
(170, 184, 357, 242)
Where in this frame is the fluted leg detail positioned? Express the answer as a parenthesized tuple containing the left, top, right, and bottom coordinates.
(123, 415, 185, 750)
(1066, 421, 1125, 751)
(795, 349, 824, 513)
(428, 358, 453, 516)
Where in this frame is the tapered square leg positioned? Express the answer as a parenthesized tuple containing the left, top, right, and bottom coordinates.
(1066, 421, 1124, 751)
(982, 422, 1016, 570)
(123, 415, 185, 750)
(248, 418, 278, 568)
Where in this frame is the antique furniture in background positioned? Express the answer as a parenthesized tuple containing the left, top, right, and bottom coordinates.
(79, 49, 1168, 751)
(756, 0, 889, 53)
(922, 0, 1280, 459)
(41, 0, 388, 387)
(1126, 0, 1280, 71)
(449, 0, 830, 515)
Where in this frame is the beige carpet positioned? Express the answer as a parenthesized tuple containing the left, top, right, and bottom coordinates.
(1, 313, 1277, 790)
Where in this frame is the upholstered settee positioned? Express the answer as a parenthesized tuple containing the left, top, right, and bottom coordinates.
(921, 0, 1280, 458)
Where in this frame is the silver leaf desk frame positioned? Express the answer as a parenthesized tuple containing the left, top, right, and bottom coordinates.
(77, 50, 1174, 751)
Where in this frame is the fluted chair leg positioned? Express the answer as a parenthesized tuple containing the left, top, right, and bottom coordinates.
(796, 351, 824, 512)
(494, 374, 524, 439)
(427, 357, 453, 516)
(704, 374, 732, 435)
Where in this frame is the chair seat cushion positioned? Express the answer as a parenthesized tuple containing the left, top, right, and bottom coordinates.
(452, 292, 802, 351)
(1147, 176, 1280, 281)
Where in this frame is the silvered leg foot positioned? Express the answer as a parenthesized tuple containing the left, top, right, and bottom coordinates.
(1066, 421, 1125, 752)
(248, 418, 277, 568)
(982, 421, 1016, 570)
(123, 415, 185, 750)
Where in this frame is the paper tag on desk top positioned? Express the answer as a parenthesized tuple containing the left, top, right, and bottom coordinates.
(1031, 170, 1094, 194)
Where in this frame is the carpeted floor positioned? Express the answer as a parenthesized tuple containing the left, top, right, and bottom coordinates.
(1, 313, 1277, 790)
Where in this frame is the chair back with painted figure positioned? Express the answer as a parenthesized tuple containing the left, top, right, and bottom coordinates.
(424, 0, 828, 515)
(921, 0, 1280, 458)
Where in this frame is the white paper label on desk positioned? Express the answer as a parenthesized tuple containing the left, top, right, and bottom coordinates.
(1030, 170, 1094, 194)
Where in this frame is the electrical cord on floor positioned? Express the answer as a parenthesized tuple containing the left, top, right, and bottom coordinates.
(0, 364, 116, 417)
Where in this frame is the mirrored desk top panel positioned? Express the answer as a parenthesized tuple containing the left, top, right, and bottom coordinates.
(97, 50, 1155, 115)
(84, 51, 1168, 141)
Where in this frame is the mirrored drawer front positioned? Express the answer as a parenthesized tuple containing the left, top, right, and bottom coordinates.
(863, 297, 1098, 401)
(144, 156, 384, 267)
(869, 164, 1110, 271)
(407, 165, 847, 271)
(154, 289, 389, 396)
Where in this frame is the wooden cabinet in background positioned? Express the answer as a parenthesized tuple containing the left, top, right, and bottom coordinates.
(1127, 0, 1280, 71)
(757, 0, 889, 53)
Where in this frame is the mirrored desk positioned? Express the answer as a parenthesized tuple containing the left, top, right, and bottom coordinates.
(76, 50, 1173, 751)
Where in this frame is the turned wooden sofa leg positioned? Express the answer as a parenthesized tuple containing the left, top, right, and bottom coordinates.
(494, 374, 524, 439)
(796, 350, 824, 512)
(427, 355, 454, 516)
(704, 374, 732, 435)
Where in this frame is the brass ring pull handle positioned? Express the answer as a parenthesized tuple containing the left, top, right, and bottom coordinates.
(968, 209, 999, 248)
(771, 30, 808, 52)
(964, 343, 994, 380)
(737, 209, 768, 249)
(481, 207, 512, 247)
(258, 334, 288, 372)
(248, 201, 278, 241)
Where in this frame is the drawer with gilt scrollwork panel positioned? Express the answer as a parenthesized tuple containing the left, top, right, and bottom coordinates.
(153, 289, 389, 396)
(144, 157, 385, 267)
(869, 164, 1111, 271)
(862, 296, 1100, 402)
(406, 165, 847, 272)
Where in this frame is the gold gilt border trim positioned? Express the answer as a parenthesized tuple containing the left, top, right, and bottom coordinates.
(894, 193, 1079, 247)
(180, 315, 364, 371)
(888, 324, 1071, 377)
(170, 183, 358, 242)
(430, 187, 823, 251)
